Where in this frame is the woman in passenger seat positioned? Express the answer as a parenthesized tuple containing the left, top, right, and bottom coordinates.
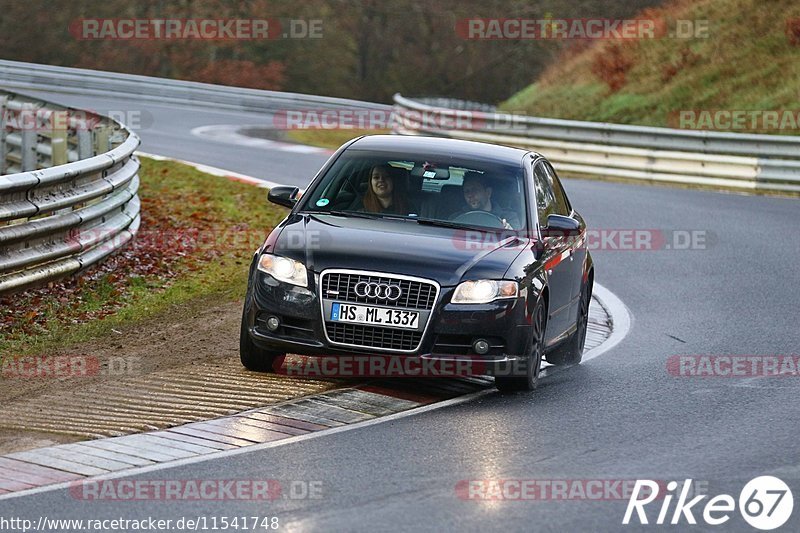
(360, 164, 413, 215)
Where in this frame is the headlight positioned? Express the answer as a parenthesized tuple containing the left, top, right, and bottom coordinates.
(451, 280, 518, 304)
(257, 254, 308, 287)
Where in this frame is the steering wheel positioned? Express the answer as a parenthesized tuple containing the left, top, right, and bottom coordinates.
(450, 210, 506, 228)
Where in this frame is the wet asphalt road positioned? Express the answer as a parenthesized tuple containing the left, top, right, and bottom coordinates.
(1, 91, 799, 532)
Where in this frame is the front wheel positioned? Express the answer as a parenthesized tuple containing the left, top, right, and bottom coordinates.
(495, 298, 545, 393)
(239, 308, 284, 372)
(545, 285, 589, 367)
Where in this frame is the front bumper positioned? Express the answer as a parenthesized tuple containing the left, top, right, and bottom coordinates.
(245, 269, 532, 367)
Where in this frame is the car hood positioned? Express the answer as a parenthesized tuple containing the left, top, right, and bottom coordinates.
(271, 213, 528, 287)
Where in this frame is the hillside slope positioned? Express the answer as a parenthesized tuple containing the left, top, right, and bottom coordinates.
(501, 0, 800, 133)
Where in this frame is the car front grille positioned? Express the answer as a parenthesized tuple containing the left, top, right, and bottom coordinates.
(327, 322, 422, 352)
(321, 272, 436, 310)
(320, 270, 439, 352)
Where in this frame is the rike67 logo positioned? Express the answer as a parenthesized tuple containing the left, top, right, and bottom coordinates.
(623, 477, 793, 530)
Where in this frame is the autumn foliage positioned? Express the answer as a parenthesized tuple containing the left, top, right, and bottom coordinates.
(0, 0, 670, 103)
(660, 46, 701, 83)
(786, 18, 800, 46)
(591, 42, 636, 92)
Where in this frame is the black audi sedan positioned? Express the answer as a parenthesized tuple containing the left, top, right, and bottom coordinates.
(240, 135, 593, 392)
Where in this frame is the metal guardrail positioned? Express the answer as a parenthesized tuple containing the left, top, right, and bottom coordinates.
(0, 90, 140, 294)
(0, 60, 390, 114)
(393, 94, 800, 193)
(411, 97, 497, 113)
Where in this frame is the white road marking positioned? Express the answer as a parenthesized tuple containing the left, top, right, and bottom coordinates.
(190, 124, 333, 154)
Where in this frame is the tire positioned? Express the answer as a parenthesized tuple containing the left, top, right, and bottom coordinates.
(545, 285, 590, 367)
(495, 298, 545, 393)
(239, 308, 284, 372)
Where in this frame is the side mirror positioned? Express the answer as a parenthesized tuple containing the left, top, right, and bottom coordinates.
(542, 214, 580, 237)
(268, 186, 300, 208)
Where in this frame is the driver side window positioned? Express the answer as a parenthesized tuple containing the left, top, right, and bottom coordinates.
(533, 161, 556, 227)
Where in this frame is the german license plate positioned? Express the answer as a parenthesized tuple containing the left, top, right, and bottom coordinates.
(330, 302, 419, 329)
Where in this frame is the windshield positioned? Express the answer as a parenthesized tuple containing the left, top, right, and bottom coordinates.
(299, 149, 528, 231)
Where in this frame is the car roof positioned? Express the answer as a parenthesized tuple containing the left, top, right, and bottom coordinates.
(347, 135, 537, 166)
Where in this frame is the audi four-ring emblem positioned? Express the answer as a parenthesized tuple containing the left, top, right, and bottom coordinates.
(354, 281, 402, 301)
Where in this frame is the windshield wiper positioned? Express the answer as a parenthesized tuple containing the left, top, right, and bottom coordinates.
(414, 218, 491, 232)
(304, 210, 383, 219)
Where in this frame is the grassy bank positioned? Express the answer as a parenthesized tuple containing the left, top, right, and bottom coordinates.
(501, 0, 800, 133)
(0, 157, 287, 358)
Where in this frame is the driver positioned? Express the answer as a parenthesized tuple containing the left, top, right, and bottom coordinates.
(458, 171, 520, 230)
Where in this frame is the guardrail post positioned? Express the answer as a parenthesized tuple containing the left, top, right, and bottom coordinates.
(94, 124, 110, 154)
(50, 109, 68, 166)
(20, 103, 38, 171)
(0, 95, 7, 175)
(108, 127, 126, 150)
(77, 129, 93, 158)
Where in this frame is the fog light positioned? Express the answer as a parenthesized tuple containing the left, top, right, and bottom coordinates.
(473, 339, 490, 355)
(266, 316, 281, 332)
